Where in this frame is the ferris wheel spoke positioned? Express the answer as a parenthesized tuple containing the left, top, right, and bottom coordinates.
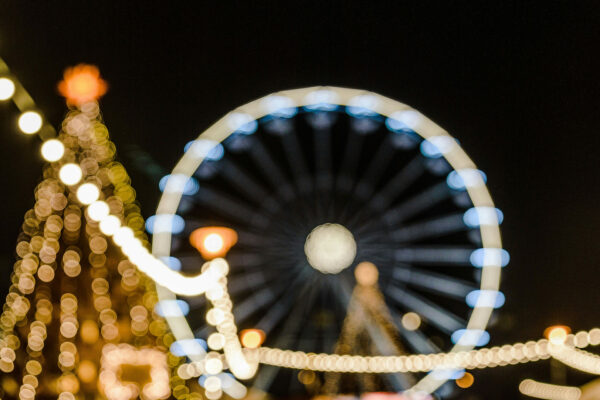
(358, 212, 466, 245)
(393, 246, 473, 265)
(389, 310, 440, 354)
(313, 126, 334, 221)
(191, 187, 269, 229)
(218, 158, 278, 211)
(383, 182, 452, 227)
(347, 156, 425, 229)
(336, 132, 365, 193)
(253, 273, 323, 392)
(280, 129, 312, 194)
(352, 135, 397, 202)
(392, 265, 475, 300)
(248, 138, 295, 200)
(389, 213, 466, 243)
(386, 286, 465, 334)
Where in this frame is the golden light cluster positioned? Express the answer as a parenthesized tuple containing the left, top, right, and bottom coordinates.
(0, 61, 182, 400)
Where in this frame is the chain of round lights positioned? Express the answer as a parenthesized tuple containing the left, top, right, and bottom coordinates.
(519, 379, 582, 400)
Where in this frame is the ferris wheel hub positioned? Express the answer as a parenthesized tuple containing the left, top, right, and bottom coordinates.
(304, 223, 357, 274)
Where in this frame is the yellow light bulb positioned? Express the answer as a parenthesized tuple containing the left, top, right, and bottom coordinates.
(18, 111, 43, 134)
(40, 139, 65, 162)
(76, 183, 100, 205)
(87, 201, 110, 221)
(59, 164, 82, 185)
(0, 77, 16, 100)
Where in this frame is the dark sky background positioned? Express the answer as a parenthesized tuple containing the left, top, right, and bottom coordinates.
(1, 1, 600, 398)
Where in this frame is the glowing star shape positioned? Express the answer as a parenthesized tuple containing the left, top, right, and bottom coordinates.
(99, 344, 170, 400)
(58, 64, 107, 105)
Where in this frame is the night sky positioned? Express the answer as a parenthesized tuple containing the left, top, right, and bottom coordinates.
(1, 1, 600, 398)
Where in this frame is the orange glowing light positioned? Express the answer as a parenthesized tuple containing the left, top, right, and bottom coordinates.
(456, 372, 474, 388)
(240, 329, 265, 349)
(189, 226, 238, 260)
(58, 64, 107, 105)
(545, 325, 571, 345)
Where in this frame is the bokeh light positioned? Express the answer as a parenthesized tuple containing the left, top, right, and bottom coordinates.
(18, 111, 43, 134)
(0, 77, 16, 100)
(40, 139, 65, 162)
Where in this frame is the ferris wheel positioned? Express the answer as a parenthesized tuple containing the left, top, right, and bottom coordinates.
(149, 87, 506, 398)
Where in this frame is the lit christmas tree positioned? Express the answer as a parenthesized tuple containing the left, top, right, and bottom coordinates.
(0, 64, 191, 400)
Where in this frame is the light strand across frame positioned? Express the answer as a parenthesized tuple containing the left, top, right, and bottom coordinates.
(150, 86, 504, 395)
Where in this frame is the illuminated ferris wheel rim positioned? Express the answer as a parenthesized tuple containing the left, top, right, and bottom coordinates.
(151, 86, 503, 394)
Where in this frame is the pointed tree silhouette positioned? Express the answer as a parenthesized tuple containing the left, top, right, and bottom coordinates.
(0, 64, 198, 400)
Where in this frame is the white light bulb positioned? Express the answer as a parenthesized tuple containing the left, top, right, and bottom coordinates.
(0, 77, 16, 101)
(207, 333, 226, 350)
(59, 164, 82, 185)
(87, 201, 110, 221)
(76, 183, 100, 205)
(99, 215, 121, 235)
(18, 111, 43, 134)
(204, 358, 223, 375)
(40, 139, 65, 162)
(204, 376, 222, 392)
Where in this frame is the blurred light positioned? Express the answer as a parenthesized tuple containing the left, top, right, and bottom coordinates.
(154, 300, 189, 317)
(59, 163, 83, 185)
(420, 136, 456, 158)
(185, 139, 225, 160)
(204, 376, 222, 392)
(447, 169, 487, 190)
(261, 95, 297, 118)
(99, 215, 121, 235)
(347, 94, 379, 117)
(227, 112, 258, 135)
(451, 329, 490, 346)
(401, 312, 421, 331)
(58, 64, 107, 105)
(354, 262, 379, 286)
(40, 139, 65, 162)
(545, 326, 571, 345)
(170, 339, 207, 357)
(207, 333, 226, 350)
(87, 201, 110, 222)
(76, 183, 100, 205)
(455, 372, 474, 388)
(303, 89, 339, 111)
(387, 110, 422, 130)
(304, 223, 356, 274)
(519, 379, 581, 400)
(145, 214, 185, 234)
(470, 248, 510, 267)
(158, 256, 181, 271)
(430, 369, 466, 380)
(159, 174, 199, 195)
(240, 329, 265, 349)
(18, 111, 43, 134)
(205, 358, 224, 375)
(0, 77, 15, 100)
(466, 290, 505, 308)
(204, 233, 224, 253)
(463, 207, 504, 228)
(189, 226, 238, 260)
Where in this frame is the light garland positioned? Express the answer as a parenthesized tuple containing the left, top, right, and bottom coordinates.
(519, 379, 581, 400)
